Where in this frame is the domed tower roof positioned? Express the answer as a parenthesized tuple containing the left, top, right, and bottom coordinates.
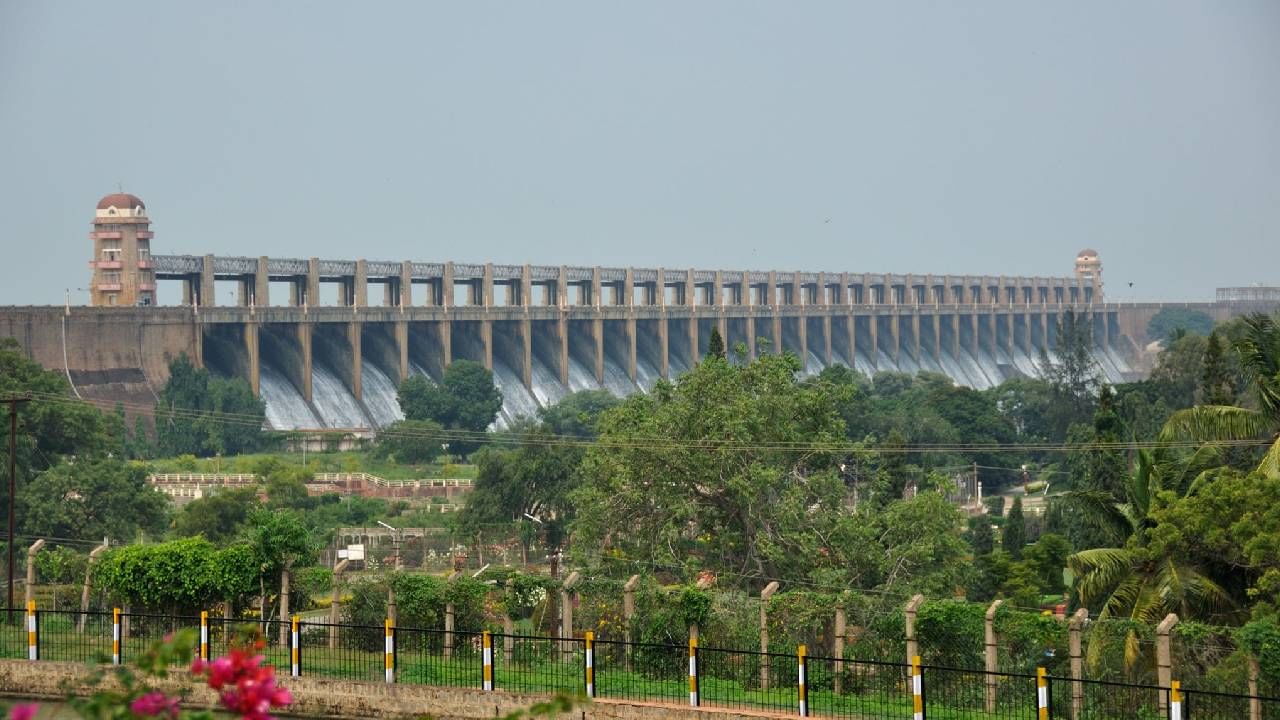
(1076, 248, 1099, 259)
(96, 193, 145, 210)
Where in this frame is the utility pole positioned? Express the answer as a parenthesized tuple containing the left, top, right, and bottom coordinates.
(6, 394, 32, 615)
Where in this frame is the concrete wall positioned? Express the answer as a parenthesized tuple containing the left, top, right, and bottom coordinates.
(0, 307, 199, 414)
(0, 659, 776, 720)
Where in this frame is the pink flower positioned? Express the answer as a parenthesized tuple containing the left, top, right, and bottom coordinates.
(9, 704, 38, 720)
(129, 692, 179, 718)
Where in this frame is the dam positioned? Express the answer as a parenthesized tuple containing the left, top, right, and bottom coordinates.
(7, 250, 1267, 431)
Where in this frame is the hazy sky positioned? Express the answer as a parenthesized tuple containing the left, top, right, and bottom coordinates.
(2, 1, 1277, 306)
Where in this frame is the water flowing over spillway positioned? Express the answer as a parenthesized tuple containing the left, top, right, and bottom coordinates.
(259, 342, 1136, 431)
(361, 360, 404, 428)
(259, 365, 321, 430)
(311, 363, 372, 429)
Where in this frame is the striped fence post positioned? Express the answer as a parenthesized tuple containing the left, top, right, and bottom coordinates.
(1169, 680, 1182, 720)
(911, 656, 923, 720)
(200, 611, 209, 662)
(384, 618, 395, 684)
(1037, 667, 1050, 720)
(798, 644, 809, 717)
(290, 615, 301, 677)
(584, 631, 595, 698)
(482, 631, 493, 691)
(688, 636, 699, 707)
(26, 600, 37, 661)
(112, 608, 121, 665)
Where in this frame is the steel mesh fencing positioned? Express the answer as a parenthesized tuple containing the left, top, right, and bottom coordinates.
(804, 654, 913, 720)
(491, 633, 584, 696)
(697, 644, 797, 714)
(293, 621, 387, 682)
(36, 609, 112, 664)
(592, 637, 683, 705)
(396, 627, 484, 687)
(920, 664, 1039, 720)
(1182, 687, 1280, 720)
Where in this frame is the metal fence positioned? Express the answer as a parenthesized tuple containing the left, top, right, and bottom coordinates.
(2, 606, 1278, 719)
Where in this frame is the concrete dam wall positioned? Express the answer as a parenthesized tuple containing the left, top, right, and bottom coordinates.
(0, 301, 1215, 432)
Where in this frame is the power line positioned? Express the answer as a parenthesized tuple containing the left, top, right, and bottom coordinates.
(16, 388, 1276, 456)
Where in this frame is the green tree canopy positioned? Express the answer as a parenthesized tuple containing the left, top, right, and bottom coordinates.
(172, 487, 260, 543)
(155, 355, 265, 457)
(1147, 307, 1215, 343)
(18, 457, 168, 543)
(397, 361, 501, 455)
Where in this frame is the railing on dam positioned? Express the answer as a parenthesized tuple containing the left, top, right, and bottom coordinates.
(150, 253, 1105, 311)
(4, 606, 1273, 719)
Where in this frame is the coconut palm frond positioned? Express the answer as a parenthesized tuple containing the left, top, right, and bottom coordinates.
(1160, 405, 1266, 444)
(1236, 314, 1280, 419)
(1259, 436, 1280, 480)
(1071, 547, 1135, 607)
(1060, 491, 1134, 546)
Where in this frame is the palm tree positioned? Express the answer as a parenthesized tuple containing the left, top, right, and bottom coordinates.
(1160, 313, 1280, 477)
(1067, 450, 1234, 672)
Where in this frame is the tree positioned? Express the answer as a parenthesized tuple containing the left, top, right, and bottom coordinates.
(94, 538, 258, 615)
(1022, 533, 1072, 595)
(155, 355, 265, 457)
(172, 487, 260, 543)
(968, 516, 995, 556)
(397, 361, 501, 456)
(1039, 310, 1102, 438)
(1161, 313, 1280, 478)
(571, 353, 852, 586)
(1067, 449, 1234, 642)
(536, 390, 619, 438)
(18, 457, 169, 543)
(1147, 308, 1215, 343)
(372, 419, 445, 464)
(1200, 331, 1235, 406)
(707, 328, 726, 360)
(0, 339, 117, 490)
(1004, 497, 1027, 559)
(1149, 333, 1208, 409)
(1084, 386, 1129, 501)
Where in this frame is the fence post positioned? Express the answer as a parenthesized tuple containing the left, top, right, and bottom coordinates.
(200, 611, 209, 662)
(561, 571, 581, 662)
(25, 539, 45, 609)
(1037, 666, 1049, 720)
(444, 570, 460, 658)
(384, 618, 395, 684)
(833, 606, 846, 695)
(1169, 680, 1182, 720)
(482, 631, 493, 691)
(798, 644, 808, 717)
(623, 575, 640, 671)
(290, 615, 300, 678)
(760, 581, 780, 690)
(502, 615, 514, 667)
(279, 563, 291, 647)
(1157, 613, 1179, 716)
(1068, 608, 1088, 720)
(78, 541, 109, 633)
(329, 559, 349, 650)
(905, 594, 925, 668)
(688, 636, 699, 707)
(26, 600, 37, 661)
(911, 655, 923, 720)
(1250, 654, 1262, 720)
(584, 631, 595, 698)
(112, 607, 121, 665)
(985, 599, 1004, 714)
